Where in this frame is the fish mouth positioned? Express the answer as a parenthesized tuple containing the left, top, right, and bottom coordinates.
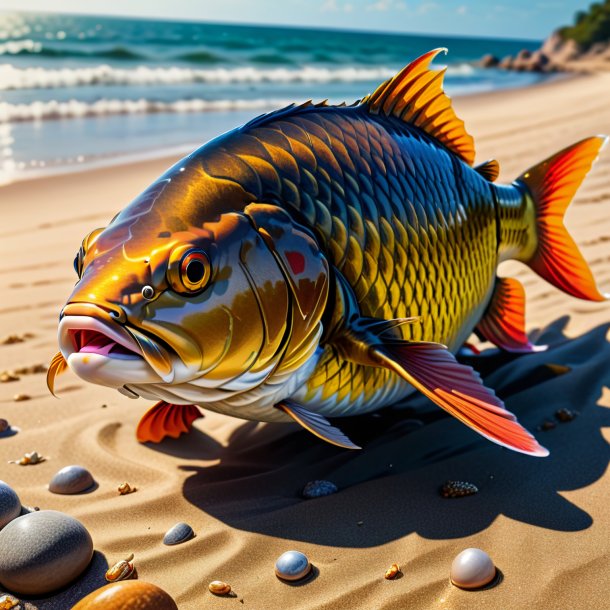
(58, 315, 165, 388)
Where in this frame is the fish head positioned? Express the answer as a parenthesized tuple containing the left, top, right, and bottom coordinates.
(56, 192, 329, 403)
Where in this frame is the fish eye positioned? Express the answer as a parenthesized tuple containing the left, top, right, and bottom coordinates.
(167, 247, 211, 294)
(141, 285, 155, 300)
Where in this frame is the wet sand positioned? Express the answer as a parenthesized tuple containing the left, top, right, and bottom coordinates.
(0, 72, 609, 609)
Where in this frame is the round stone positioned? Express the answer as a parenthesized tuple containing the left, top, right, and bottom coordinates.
(49, 465, 95, 495)
(301, 480, 338, 499)
(72, 581, 178, 609)
(0, 510, 93, 595)
(0, 481, 20, 529)
(450, 548, 496, 589)
(275, 550, 312, 581)
(163, 522, 194, 546)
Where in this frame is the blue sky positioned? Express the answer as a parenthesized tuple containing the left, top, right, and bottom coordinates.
(0, 0, 590, 40)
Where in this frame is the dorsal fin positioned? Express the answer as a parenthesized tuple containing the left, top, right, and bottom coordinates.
(475, 159, 500, 181)
(362, 48, 476, 166)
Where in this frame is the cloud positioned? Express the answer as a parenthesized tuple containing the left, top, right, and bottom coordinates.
(366, 0, 406, 11)
(456, 5, 467, 15)
(321, 0, 354, 12)
(417, 2, 439, 14)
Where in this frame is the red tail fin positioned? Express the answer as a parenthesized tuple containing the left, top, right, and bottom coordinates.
(518, 136, 608, 302)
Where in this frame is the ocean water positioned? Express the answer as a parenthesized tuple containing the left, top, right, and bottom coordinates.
(0, 12, 545, 184)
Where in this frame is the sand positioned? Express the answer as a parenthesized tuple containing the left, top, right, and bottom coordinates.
(0, 72, 609, 609)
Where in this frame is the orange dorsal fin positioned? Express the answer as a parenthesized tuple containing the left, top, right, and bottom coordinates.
(474, 159, 500, 181)
(362, 48, 475, 165)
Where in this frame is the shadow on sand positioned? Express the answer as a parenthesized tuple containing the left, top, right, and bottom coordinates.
(150, 317, 610, 547)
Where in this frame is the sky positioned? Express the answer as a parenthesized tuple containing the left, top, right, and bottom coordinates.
(0, 0, 590, 40)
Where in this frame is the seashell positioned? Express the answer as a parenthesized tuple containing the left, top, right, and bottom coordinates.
(118, 482, 137, 495)
(72, 581, 178, 609)
(163, 522, 194, 546)
(301, 480, 338, 499)
(275, 550, 312, 582)
(440, 481, 479, 498)
(13, 394, 30, 402)
(384, 563, 400, 580)
(555, 408, 577, 422)
(450, 548, 496, 590)
(48, 465, 95, 495)
(0, 419, 9, 433)
(208, 580, 231, 595)
(9, 451, 45, 466)
(0, 481, 21, 529)
(0, 372, 19, 383)
(0, 594, 20, 609)
(105, 553, 136, 583)
(0, 510, 93, 595)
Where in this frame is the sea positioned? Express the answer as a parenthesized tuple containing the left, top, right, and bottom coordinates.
(0, 12, 545, 185)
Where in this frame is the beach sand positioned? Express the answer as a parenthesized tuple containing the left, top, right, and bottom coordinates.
(0, 72, 609, 609)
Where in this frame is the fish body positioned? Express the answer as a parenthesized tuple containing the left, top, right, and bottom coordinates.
(50, 49, 607, 456)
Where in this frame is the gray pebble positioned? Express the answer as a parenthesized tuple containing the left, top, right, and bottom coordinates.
(163, 522, 194, 546)
(302, 480, 338, 499)
(0, 510, 93, 595)
(0, 481, 21, 529)
(275, 550, 312, 581)
(48, 465, 95, 495)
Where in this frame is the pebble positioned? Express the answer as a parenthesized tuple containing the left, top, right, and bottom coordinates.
(0, 419, 9, 433)
(539, 419, 557, 431)
(0, 594, 20, 609)
(555, 408, 577, 422)
(13, 394, 30, 402)
(0, 481, 21, 529)
(440, 481, 479, 499)
(275, 550, 312, 581)
(117, 482, 137, 495)
(1, 333, 33, 345)
(384, 563, 400, 580)
(8, 451, 45, 465)
(163, 522, 194, 546)
(450, 548, 496, 590)
(0, 510, 93, 595)
(0, 372, 19, 383)
(105, 553, 136, 582)
(301, 480, 338, 499)
(49, 465, 95, 495)
(72, 581, 178, 610)
(209, 580, 232, 595)
(12, 364, 46, 375)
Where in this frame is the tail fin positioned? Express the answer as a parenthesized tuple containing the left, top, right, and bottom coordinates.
(517, 136, 608, 302)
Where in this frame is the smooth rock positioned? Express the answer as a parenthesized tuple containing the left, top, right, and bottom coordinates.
(72, 581, 178, 610)
(0, 481, 20, 529)
(49, 465, 95, 495)
(302, 480, 338, 499)
(163, 522, 194, 546)
(275, 550, 312, 581)
(450, 547, 496, 589)
(0, 510, 93, 595)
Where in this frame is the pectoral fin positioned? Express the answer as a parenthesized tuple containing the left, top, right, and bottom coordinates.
(276, 400, 361, 449)
(476, 277, 547, 353)
(136, 401, 203, 443)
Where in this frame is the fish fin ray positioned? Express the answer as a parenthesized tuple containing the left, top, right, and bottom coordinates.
(474, 159, 500, 181)
(361, 48, 476, 165)
(519, 136, 608, 301)
(136, 401, 203, 444)
(276, 400, 361, 449)
(476, 277, 547, 353)
(370, 342, 548, 456)
(46, 351, 68, 397)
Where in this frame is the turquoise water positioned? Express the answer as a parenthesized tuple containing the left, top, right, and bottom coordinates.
(0, 12, 545, 183)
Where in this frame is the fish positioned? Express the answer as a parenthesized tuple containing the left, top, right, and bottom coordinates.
(48, 48, 607, 456)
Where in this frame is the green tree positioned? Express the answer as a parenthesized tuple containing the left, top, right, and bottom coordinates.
(559, 0, 610, 48)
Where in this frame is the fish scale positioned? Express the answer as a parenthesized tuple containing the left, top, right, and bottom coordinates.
(50, 49, 605, 456)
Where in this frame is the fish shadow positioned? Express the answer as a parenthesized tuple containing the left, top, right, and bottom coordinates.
(178, 316, 610, 547)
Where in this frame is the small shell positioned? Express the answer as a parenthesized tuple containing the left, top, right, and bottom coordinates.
(208, 580, 231, 595)
(450, 548, 496, 589)
(301, 480, 338, 499)
(0, 372, 19, 383)
(49, 465, 95, 495)
(275, 550, 312, 582)
(555, 408, 577, 422)
(105, 553, 136, 583)
(13, 394, 30, 402)
(384, 563, 400, 580)
(163, 522, 194, 546)
(0, 594, 20, 609)
(9, 451, 45, 465)
(0, 419, 9, 433)
(118, 482, 137, 495)
(440, 481, 479, 498)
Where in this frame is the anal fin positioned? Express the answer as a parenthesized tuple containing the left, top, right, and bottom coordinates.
(476, 277, 546, 353)
(136, 401, 203, 443)
(277, 400, 361, 450)
(474, 159, 500, 181)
